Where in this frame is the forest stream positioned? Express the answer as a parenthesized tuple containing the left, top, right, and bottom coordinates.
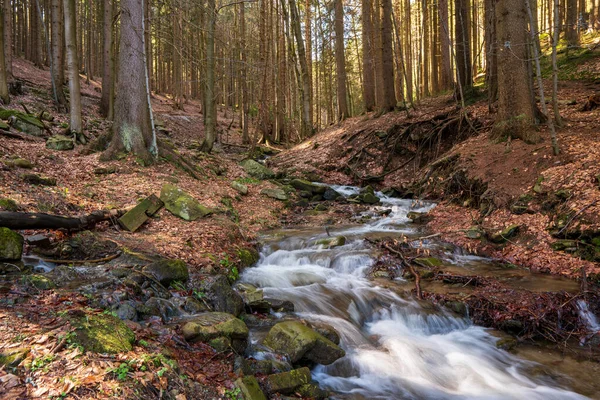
(239, 186, 597, 399)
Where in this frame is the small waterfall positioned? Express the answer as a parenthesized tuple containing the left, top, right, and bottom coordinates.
(241, 187, 589, 399)
(577, 299, 600, 334)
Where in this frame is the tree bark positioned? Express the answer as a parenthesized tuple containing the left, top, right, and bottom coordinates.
(335, 0, 349, 120)
(438, 0, 452, 90)
(63, 0, 82, 135)
(100, 0, 113, 118)
(102, 0, 157, 164)
(51, 0, 68, 112)
(380, 0, 396, 111)
(484, 0, 497, 111)
(362, 0, 376, 111)
(289, 0, 312, 138)
(0, 210, 123, 231)
(0, 5, 9, 104)
(565, 0, 578, 45)
(3, 0, 11, 79)
(494, 0, 537, 142)
(455, 0, 472, 91)
(200, 0, 216, 152)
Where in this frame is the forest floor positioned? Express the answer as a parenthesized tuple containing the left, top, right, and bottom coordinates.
(0, 34, 599, 399)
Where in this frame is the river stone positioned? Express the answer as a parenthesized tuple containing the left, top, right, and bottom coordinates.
(361, 192, 380, 204)
(160, 183, 212, 221)
(142, 259, 189, 287)
(315, 236, 346, 249)
(73, 313, 135, 353)
(231, 181, 249, 195)
(240, 159, 275, 180)
(0, 228, 24, 261)
(263, 321, 345, 365)
(199, 274, 244, 316)
(261, 188, 289, 201)
(323, 187, 341, 201)
(489, 224, 521, 244)
(407, 211, 430, 224)
(237, 247, 260, 267)
(182, 312, 249, 345)
(114, 301, 138, 321)
(235, 376, 267, 400)
(296, 383, 328, 399)
(265, 367, 312, 394)
(25, 274, 56, 290)
(46, 135, 75, 151)
(144, 298, 182, 321)
(466, 226, 483, 239)
(290, 179, 326, 195)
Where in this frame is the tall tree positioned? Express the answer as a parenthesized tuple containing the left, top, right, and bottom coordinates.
(362, 0, 375, 111)
(565, 0, 578, 46)
(200, 0, 216, 152)
(288, 0, 312, 138)
(484, 0, 497, 111)
(494, 0, 536, 142)
(380, 0, 396, 111)
(455, 0, 472, 92)
(63, 0, 82, 136)
(51, 0, 68, 112)
(102, 0, 157, 164)
(335, 0, 349, 120)
(3, 0, 11, 80)
(100, 0, 113, 118)
(0, 4, 9, 104)
(438, 0, 452, 90)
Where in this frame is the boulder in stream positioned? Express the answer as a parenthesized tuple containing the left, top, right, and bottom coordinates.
(265, 367, 312, 394)
(142, 258, 189, 287)
(315, 236, 346, 249)
(199, 274, 244, 316)
(290, 179, 326, 195)
(235, 376, 267, 400)
(182, 312, 249, 352)
(263, 321, 345, 365)
(0, 228, 24, 261)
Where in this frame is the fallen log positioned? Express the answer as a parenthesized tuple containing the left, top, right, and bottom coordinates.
(0, 210, 124, 231)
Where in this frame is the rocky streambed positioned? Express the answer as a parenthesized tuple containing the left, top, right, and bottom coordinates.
(1, 185, 600, 399)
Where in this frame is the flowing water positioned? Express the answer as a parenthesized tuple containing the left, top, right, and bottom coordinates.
(241, 186, 594, 399)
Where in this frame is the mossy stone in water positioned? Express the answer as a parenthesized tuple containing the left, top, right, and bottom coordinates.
(237, 247, 259, 267)
(314, 236, 346, 249)
(25, 274, 56, 290)
(265, 367, 311, 394)
(73, 313, 135, 353)
(235, 376, 267, 400)
(160, 184, 212, 221)
(0, 227, 24, 261)
(182, 312, 249, 344)
(290, 179, 326, 194)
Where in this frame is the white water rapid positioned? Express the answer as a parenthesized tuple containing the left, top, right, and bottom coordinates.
(241, 188, 589, 399)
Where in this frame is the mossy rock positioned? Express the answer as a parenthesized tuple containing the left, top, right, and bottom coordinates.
(296, 383, 329, 399)
(0, 108, 45, 128)
(21, 173, 56, 186)
(360, 192, 380, 204)
(407, 211, 430, 223)
(235, 376, 267, 400)
(263, 321, 345, 365)
(261, 188, 289, 201)
(5, 158, 33, 169)
(237, 247, 260, 268)
(414, 257, 443, 268)
(0, 347, 30, 368)
(0, 228, 24, 261)
(0, 120, 8, 130)
(240, 159, 275, 180)
(465, 226, 483, 239)
(266, 367, 312, 394)
(182, 312, 249, 343)
(489, 224, 521, 244)
(160, 183, 212, 221)
(290, 179, 326, 194)
(142, 258, 189, 287)
(199, 275, 245, 316)
(231, 181, 248, 195)
(208, 336, 231, 352)
(46, 135, 75, 151)
(73, 313, 135, 353)
(0, 198, 19, 211)
(314, 236, 346, 249)
(551, 240, 578, 252)
(24, 274, 56, 290)
(445, 301, 468, 316)
(496, 337, 518, 351)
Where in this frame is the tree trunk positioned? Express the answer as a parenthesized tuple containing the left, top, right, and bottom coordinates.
(3, 0, 11, 79)
(565, 0, 578, 45)
(63, 0, 82, 135)
(380, 0, 396, 111)
(200, 0, 216, 152)
(0, 210, 124, 231)
(335, 0, 349, 120)
(484, 0, 497, 111)
(51, 0, 68, 112)
(552, 0, 563, 126)
(0, 5, 9, 104)
(289, 0, 312, 138)
(494, 0, 537, 142)
(455, 0, 472, 91)
(239, 1, 249, 144)
(100, 0, 113, 118)
(362, 0, 376, 111)
(102, 0, 157, 164)
(438, 0, 452, 90)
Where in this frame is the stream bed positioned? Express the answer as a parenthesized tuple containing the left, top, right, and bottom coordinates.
(240, 186, 598, 399)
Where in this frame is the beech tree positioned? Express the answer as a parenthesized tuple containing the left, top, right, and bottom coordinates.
(63, 0, 83, 136)
(102, 0, 157, 164)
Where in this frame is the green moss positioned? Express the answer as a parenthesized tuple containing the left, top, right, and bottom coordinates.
(0, 227, 24, 261)
(0, 198, 19, 211)
(0, 108, 44, 128)
(237, 247, 259, 268)
(73, 313, 135, 353)
(24, 275, 56, 290)
(414, 257, 443, 268)
(0, 347, 30, 368)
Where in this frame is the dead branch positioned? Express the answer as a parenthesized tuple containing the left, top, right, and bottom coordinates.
(383, 243, 422, 300)
(0, 209, 124, 231)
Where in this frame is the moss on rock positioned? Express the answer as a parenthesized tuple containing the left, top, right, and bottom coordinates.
(0, 227, 24, 261)
(237, 247, 260, 268)
(142, 258, 189, 287)
(73, 313, 135, 353)
(160, 184, 212, 221)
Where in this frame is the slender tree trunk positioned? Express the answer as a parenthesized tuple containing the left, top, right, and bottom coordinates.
(201, 0, 216, 152)
(239, 1, 249, 144)
(421, 0, 429, 96)
(289, 0, 312, 138)
(565, 0, 578, 45)
(362, 0, 376, 111)
(3, 0, 11, 79)
(305, 0, 313, 126)
(552, 0, 563, 126)
(484, 0, 497, 111)
(63, 0, 82, 135)
(455, 0, 472, 91)
(335, 0, 349, 120)
(100, 0, 112, 118)
(50, 0, 67, 112)
(380, 0, 396, 111)
(0, 5, 9, 104)
(373, 0, 383, 107)
(102, 0, 157, 164)
(404, 0, 413, 102)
